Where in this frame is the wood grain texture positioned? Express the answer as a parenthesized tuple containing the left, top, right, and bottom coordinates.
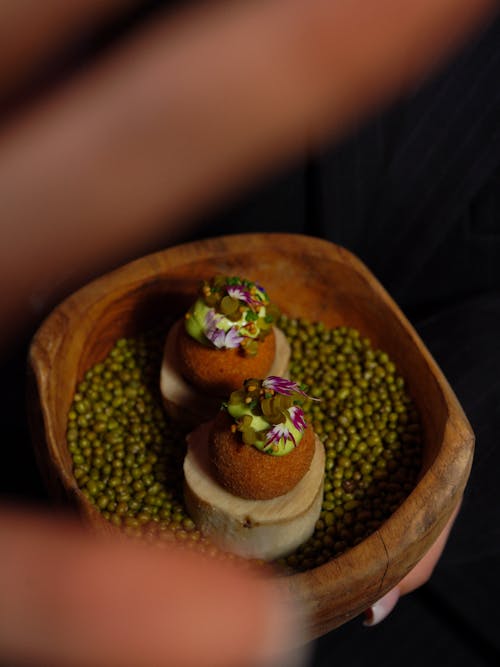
(184, 423, 325, 561)
(27, 233, 474, 639)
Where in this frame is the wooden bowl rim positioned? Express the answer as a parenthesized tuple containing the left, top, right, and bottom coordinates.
(28, 232, 474, 636)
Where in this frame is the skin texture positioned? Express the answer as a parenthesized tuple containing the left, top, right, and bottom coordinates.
(210, 411, 316, 499)
(0, 1, 496, 351)
(177, 322, 276, 395)
(364, 502, 462, 624)
(0, 0, 496, 664)
(0, 0, 139, 96)
(0, 508, 294, 667)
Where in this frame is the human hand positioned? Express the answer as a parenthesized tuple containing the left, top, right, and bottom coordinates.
(0, 0, 496, 350)
(0, 507, 304, 667)
(0, 1, 493, 662)
(364, 502, 461, 625)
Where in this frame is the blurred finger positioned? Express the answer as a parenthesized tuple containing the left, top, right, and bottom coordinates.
(0, 0, 496, 345)
(0, 0, 139, 96)
(0, 507, 303, 667)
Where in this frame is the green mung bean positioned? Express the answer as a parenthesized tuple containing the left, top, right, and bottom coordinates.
(67, 317, 422, 573)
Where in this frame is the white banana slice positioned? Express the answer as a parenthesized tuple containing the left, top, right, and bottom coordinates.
(183, 421, 325, 561)
(160, 320, 290, 425)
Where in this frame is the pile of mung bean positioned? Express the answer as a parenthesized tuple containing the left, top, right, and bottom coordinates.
(276, 316, 422, 571)
(66, 316, 422, 572)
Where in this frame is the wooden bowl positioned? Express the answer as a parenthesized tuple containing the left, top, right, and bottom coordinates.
(27, 233, 473, 640)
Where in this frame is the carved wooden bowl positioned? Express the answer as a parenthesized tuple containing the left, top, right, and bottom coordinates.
(27, 233, 473, 640)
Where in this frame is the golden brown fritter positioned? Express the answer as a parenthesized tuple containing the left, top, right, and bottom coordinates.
(176, 323, 276, 395)
(209, 411, 315, 500)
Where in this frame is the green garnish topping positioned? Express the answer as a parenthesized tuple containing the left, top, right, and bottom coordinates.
(184, 275, 279, 354)
(226, 378, 310, 456)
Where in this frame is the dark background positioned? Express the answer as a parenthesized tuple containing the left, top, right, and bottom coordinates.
(2, 3, 500, 665)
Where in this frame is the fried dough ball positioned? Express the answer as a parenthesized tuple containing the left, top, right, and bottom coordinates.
(176, 324, 276, 395)
(209, 410, 315, 500)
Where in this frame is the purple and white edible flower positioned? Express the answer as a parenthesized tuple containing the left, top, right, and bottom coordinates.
(223, 327, 244, 348)
(264, 406, 307, 450)
(204, 309, 243, 349)
(265, 422, 297, 449)
(226, 285, 263, 310)
(288, 405, 307, 431)
(262, 376, 312, 398)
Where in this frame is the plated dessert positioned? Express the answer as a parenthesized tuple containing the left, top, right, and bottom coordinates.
(160, 275, 290, 423)
(161, 276, 321, 559)
(183, 377, 325, 560)
(35, 232, 467, 637)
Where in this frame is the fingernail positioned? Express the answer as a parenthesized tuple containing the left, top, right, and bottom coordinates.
(363, 587, 400, 627)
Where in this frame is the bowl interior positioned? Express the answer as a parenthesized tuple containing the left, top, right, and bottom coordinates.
(28, 233, 473, 638)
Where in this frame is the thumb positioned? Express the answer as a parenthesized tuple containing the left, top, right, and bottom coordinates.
(0, 507, 304, 667)
(363, 502, 462, 626)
